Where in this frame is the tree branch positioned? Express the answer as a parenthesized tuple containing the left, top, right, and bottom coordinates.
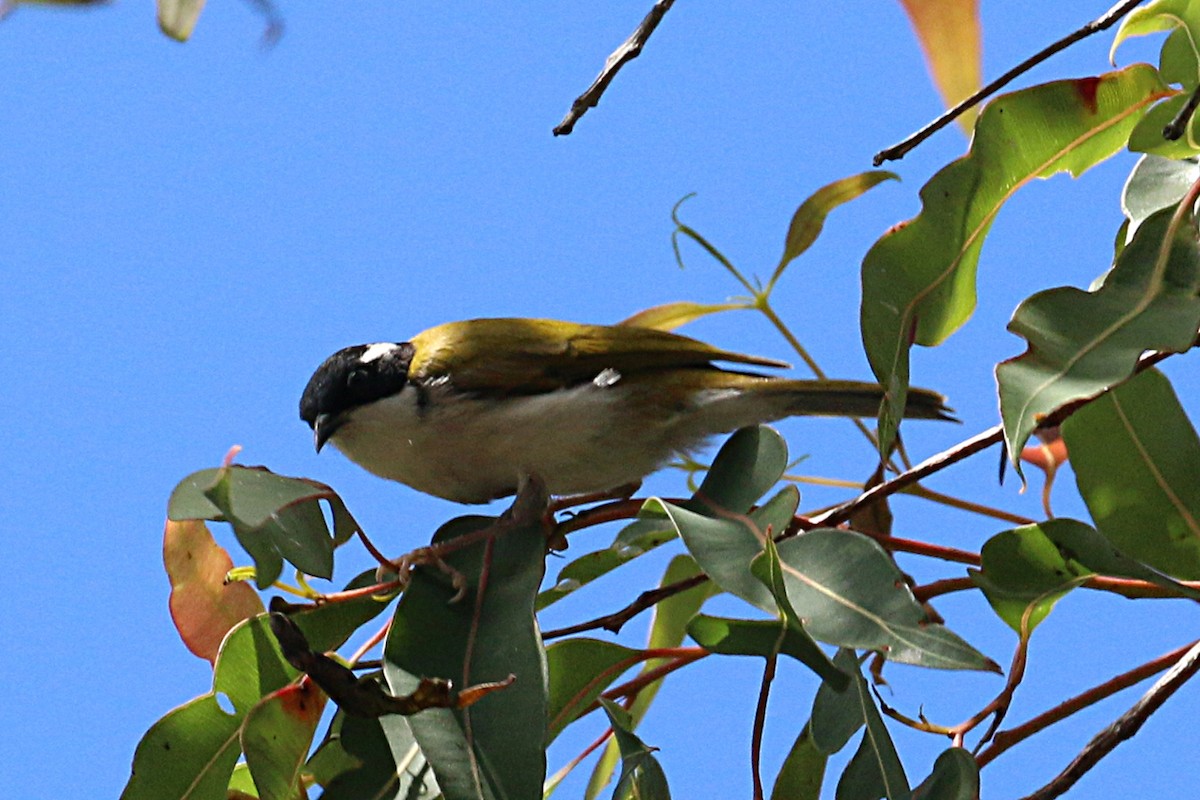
(873, 0, 1146, 165)
(553, 0, 678, 136)
(977, 639, 1200, 769)
(1018, 639, 1200, 800)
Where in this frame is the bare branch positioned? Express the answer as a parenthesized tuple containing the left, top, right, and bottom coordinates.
(553, 0, 678, 136)
(1019, 640, 1200, 800)
(874, 0, 1145, 165)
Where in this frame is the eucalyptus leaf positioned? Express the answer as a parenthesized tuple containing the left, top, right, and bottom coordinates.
(997, 207, 1200, 466)
(1062, 368, 1200, 579)
(969, 524, 1092, 634)
(383, 503, 548, 800)
(862, 64, 1170, 453)
(910, 747, 980, 800)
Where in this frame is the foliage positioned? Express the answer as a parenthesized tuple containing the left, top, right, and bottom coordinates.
(103, 2, 1200, 799)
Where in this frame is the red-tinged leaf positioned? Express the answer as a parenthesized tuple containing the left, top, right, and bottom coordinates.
(1019, 431, 1068, 474)
(1020, 429, 1069, 518)
(862, 65, 1171, 454)
(898, 0, 982, 129)
(242, 682, 327, 800)
(164, 519, 264, 664)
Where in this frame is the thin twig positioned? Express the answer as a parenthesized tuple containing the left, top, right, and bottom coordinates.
(1019, 640, 1200, 800)
(1163, 82, 1200, 140)
(751, 640, 783, 800)
(811, 425, 1005, 528)
(553, 0, 677, 136)
(541, 573, 709, 639)
(873, 0, 1146, 164)
(978, 639, 1200, 768)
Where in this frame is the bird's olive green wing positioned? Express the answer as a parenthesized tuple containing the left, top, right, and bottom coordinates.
(407, 317, 788, 395)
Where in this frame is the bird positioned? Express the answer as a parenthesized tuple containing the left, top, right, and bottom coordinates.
(299, 317, 950, 504)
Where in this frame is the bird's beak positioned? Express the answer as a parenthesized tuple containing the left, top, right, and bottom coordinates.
(312, 412, 345, 453)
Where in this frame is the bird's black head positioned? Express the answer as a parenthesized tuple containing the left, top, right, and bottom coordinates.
(299, 342, 416, 450)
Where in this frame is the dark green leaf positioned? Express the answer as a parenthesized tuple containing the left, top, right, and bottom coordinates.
(774, 530, 996, 671)
(170, 466, 349, 586)
(316, 713, 438, 800)
(969, 524, 1092, 634)
(1062, 368, 1200, 579)
(810, 649, 865, 754)
(693, 426, 790, 513)
(599, 699, 672, 800)
(862, 64, 1170, 453)
(687, 614, 844, 687)
(834, 663, 909, 800)
(910, 747, 980, 800)
(654, 485, 799, 615)
(770, 724, 826, 800)
(383, 504, 548, 800)
(751, 537, 848, 687)
(997, 208, 1200, 465)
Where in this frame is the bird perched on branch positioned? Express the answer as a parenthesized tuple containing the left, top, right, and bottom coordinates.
(300, 317, 950, 504)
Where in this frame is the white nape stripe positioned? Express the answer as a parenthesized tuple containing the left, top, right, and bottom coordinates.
(360, 342, 400, 363)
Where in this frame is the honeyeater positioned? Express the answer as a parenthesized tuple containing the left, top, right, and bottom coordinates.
(299, 318, 950, 503)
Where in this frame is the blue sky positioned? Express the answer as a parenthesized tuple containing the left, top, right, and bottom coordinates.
(3, 2, 1196, 798)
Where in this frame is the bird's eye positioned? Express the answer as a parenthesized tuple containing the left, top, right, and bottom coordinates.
(347, 368, 369, 388)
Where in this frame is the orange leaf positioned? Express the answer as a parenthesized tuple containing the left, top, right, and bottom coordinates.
(164, 519, 264, 663)
(898, 0, 982, 130)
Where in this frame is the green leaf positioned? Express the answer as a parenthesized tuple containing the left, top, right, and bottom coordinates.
(242, 682, 326, 800)
(810, 649, 866, 755)
(1128, 94, 1200, 158)
(693, 425, 791, 513)
(654, 485, 799, 615)
(1111, 0, 1200, 75)
(546, 639, 639, 744)
(1062, 368, 1200, 579)
(315, 713, 438, 800)
(383, 507, 548, 800)
(537, 518, 677, 611)
(599, 699, 672, 800)
(969, 524, 1091, 634)
(157, 0, 206, 42)
(1122, 155, 1200, 234)
(687, 614, 844, 686)
(1041, 516, 1200, 600)
(862, 64, 1171, 453)
(121, 615, 300, 800)
(774, 530, 997, 671)
(170, 466, 359, 587)
(771, 171, 898, 288)
(770, 724, 826, 800)
(121, 695, 243, 800)
(583, 555, 718, 800)
(834, 662, 909, 800)
(618, 301, 746, 332)
(910, 747, 980, 800)
(750, 536, 848, 687)
(996, 206, 1200, 464)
